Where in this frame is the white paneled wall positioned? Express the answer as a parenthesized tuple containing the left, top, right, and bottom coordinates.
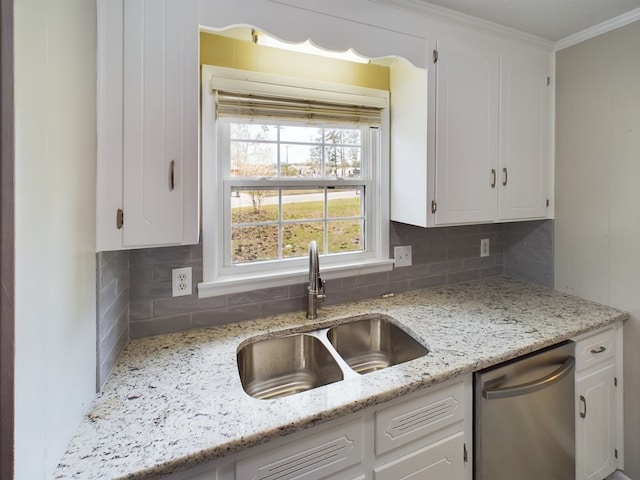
(555, 20, 640, 478)
(13, 0, 97, 477)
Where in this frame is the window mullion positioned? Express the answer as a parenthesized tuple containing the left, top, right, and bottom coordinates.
(323, 187, 329, 255)
(278, 188, 283, 260)
(225, 179, 365, 188)
(364, 127, 376, 250)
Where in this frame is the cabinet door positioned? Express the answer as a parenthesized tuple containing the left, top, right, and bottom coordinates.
(575, 363, 618, 480)
(121, 0, 199, 248)
(374, 432, 465, 480)
(498, 53, 550, 220)
(389, 58, 430, 228)
(434, 41, 499, 225)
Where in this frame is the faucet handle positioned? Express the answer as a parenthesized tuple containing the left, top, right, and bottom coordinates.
(317, 277, 326, 302)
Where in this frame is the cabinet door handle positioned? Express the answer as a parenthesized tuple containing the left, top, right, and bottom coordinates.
(169, 159, 176, 191)
(590, 346, 606, 354)
(579, 395, 587, 418)
(491, 169, 496, 188)
(502, 167, 508, 186)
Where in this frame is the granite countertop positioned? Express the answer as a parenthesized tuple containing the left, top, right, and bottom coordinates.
(54, 277, 628, 479)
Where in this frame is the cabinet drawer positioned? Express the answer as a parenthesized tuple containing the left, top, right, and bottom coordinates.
(235, 417, 363, 480)
(374, 431, 465, 480)
(575, 327, 616, 373)
(375, 380, 464, 456)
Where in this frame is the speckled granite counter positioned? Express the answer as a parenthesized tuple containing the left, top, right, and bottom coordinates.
(54, 277, 628, 479)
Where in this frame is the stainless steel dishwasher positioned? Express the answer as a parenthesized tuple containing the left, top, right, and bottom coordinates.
(474, 341, 575, 480)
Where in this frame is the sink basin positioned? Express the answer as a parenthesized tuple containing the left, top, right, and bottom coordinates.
(327, 315, 429, 374)
(237, 333, 343, 400)
(237, 315, 430, 398)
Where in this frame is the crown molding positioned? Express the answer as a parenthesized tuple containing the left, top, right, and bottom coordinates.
(371, 0, 555, 49)
(555, 7, 640, 51)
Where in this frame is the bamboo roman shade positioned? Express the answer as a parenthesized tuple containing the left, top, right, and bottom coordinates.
(209, 68, 387, 128)
(215, 91, 383, 127)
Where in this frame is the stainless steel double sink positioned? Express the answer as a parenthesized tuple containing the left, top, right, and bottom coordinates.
(237, 314, 430, 400)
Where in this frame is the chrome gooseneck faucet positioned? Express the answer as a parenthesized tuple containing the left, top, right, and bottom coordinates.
(307, 240, 326, 319)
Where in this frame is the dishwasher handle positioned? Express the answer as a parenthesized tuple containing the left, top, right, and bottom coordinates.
(482, 356, 575, 400)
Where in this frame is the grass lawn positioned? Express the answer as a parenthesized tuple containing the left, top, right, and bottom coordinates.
(231, 198, 362, 263)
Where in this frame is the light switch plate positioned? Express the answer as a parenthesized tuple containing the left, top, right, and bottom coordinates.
(480, 238, 490, 257)
(394, 245, 412, 267)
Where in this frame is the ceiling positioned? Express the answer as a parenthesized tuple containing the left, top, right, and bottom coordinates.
(417, 0, 640, 41)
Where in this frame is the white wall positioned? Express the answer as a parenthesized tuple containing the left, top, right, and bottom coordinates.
(555, 20, 640, 477)
(13, 0, 97, 477)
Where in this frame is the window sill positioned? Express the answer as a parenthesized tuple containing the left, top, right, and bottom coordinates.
(198, 258, 395, 298)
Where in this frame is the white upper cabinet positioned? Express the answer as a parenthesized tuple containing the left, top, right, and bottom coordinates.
(498, 52, 551, 221)
(96, 0, 199, 251)
(433, 40, 500, 225)
(433, 38, 552, 226)
(391, 34, 553, 228)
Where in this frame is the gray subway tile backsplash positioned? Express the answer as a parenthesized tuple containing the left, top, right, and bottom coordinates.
(258, 296, 308, 317)
(152, 294, 227, 317)
(429, 259, 466, 275)
(409, 274, 449, 291)
(388, 263, 429, 281)
(447, 269, 481, 284)
(96, 250, 129, 391)
(95, 219, 554, 390)
(227, 286, 290, 307)
(193, 303, 261, 329)
(505, 219, 554, 288)
(129, 313, 193, 339)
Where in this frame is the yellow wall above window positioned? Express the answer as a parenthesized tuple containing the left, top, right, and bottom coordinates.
(199, 31, 390, 91)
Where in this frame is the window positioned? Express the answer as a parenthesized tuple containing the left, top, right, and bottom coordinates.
(200, 66, 392, 297)
(225, 123, 370, 263)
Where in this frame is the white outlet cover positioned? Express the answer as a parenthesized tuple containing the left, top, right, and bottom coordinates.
(172, 267, 193, 297)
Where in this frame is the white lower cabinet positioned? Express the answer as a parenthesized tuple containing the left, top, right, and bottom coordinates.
(374, 432, 464, 480)
(235, 417, 363, 480)
(573, 324, 624, 480)
(576, 364, 617, 479)
(374, 380, 465, 456)
(167, 376, 471, 480)
(373, 378, 469, 480)
(162, 327, 627, 480)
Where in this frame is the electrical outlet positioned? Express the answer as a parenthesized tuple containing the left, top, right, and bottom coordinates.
(172, 267, 192, 297)
(480, 238, 490, 257)
(394, 245, 412, 267)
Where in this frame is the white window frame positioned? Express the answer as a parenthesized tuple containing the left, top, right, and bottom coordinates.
(199, 65, 392, 298)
